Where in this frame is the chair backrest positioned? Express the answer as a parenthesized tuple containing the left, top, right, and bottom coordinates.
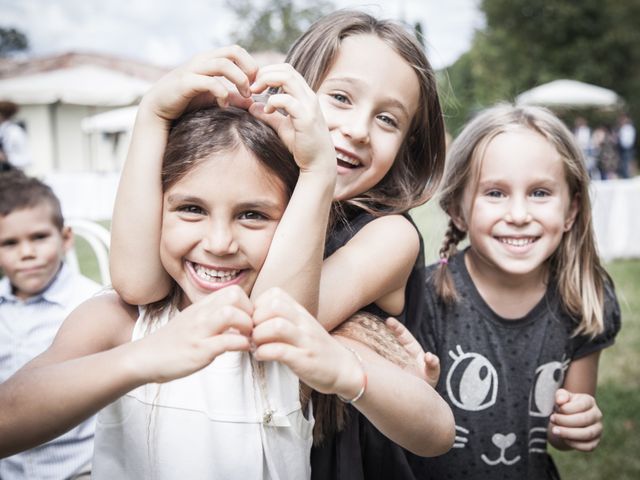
(65, 219, 111, 286)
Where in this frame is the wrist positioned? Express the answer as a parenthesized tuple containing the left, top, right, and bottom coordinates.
(296, 169, 336, 197)
(299, 147, 337, 178)
(119, 339, 157, 386)
(336, 347, 367, 404)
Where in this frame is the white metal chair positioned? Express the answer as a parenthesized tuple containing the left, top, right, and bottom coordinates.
(65, 218, 111, 286)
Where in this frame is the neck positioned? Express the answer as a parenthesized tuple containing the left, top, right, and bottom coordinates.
(464, 250, 548, 319)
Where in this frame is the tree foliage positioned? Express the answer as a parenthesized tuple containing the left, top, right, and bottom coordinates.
(225, 0, 334, 53)
(0, 26, 29, 57)
(442, 0, 640, 136)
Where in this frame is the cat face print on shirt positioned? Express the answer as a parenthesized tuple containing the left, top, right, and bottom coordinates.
(445, 344, 569, 467)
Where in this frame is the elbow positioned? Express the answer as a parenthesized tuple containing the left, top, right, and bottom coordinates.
(110, 271, 169, 305)
(110, 273, 142, 304)
(410, 403, 456, 457)
(433, 408, 457, 456)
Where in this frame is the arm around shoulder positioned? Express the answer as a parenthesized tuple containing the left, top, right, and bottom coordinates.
(318, 214, 420, 331)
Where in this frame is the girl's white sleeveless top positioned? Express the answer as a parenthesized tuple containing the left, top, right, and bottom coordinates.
(92, 307, 313, 480)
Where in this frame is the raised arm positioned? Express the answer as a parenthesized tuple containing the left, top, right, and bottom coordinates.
(248, 64, 336, 314)
(110, 47, 258, 304)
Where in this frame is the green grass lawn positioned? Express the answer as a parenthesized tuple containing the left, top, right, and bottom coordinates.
(550, 259, 640, 479)
(75, 209, 639, 478)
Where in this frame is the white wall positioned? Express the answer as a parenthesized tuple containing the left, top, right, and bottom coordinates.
(16, 104, 125, 175)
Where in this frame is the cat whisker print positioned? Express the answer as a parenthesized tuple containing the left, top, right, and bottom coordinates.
(480, 433, 521, 466)
(453, 425, 470, 449)
(528, 427, 549, 454)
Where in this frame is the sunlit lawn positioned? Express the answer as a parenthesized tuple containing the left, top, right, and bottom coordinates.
(76, 208, 639, 478)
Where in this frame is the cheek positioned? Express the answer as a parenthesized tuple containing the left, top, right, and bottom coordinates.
(44, 241, 66, 265)
(159, 220, 190, 265)
(249, 228, 279, 269)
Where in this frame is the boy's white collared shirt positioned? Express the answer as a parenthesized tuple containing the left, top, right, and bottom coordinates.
(0, 262, 101, 480)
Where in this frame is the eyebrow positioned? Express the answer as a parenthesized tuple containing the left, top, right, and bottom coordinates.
(477, 176, 559, 187)
(165, 194, 202, 206)
(323, 77, 412, 119)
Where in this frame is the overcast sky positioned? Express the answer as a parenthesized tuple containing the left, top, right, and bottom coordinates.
(0, 0, 485, 70)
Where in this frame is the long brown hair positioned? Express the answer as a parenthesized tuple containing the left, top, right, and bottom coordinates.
(145, 106, 299, 318)
(285, 9, 445, 215)
(435, 104, 609, 336)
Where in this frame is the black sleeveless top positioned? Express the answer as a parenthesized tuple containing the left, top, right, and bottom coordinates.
(311, 209, 426, 480)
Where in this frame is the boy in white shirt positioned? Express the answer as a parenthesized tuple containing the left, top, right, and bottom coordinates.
(0, 169, 100, 479)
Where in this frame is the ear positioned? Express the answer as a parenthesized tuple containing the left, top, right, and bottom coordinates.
(61, 225, 74, 254)
(563, 195, 579, 232)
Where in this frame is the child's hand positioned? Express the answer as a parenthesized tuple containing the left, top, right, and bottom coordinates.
(251, 288, 365, 400)
(134, 286, 253, 384)
(549, 388, 603, 452)
(140, 46, 259, 124)
(385, 317, 440, 388)
(248, 64, 335, 176)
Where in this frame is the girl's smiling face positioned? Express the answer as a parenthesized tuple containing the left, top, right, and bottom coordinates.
(456, 127, 578, 284)
(316, 34, 420, 201)
(160, 146, 288, 307)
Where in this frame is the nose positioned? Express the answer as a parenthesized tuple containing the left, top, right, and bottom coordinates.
(340, 110, 370, 144)
(504, 197, 532, 225)
(203, 221, 239, 256)
(18, 240, 36, 259)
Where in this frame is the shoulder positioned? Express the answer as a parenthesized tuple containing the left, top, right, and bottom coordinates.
(353, 214, 419, 249)
(57, 292, 139, 352)
(601, 278, 622, 340)
(328, 213, 420, 265)
(570, 278, 622, 360)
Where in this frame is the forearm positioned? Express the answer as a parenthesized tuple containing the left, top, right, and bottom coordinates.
(0, 343, 144, 458)
(339, 338, 455, 456)
(110, 104, 172, 304)
(251, 170, 334, 314)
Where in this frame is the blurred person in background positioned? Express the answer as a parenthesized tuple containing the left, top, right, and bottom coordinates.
(616, 113, 636, 178)
(0, 101, 32, 172)
(573, 117, 597, 179)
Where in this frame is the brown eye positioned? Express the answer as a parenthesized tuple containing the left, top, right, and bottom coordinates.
(240, 211, 267, 221)
(178, 205, 204, 215)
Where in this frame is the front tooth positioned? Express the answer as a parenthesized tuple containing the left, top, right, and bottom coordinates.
(336, 152, 360, 166)
(194, 264, 239, 281)
(502, 237, 532, 246)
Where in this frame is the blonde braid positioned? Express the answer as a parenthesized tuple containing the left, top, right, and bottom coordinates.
(434, 219, 466, 303)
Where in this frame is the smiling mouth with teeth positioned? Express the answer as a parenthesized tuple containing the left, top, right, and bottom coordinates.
(192, 262, 242, 283)
(496, 237, 538, 247)
(336, 151, 361, 169)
